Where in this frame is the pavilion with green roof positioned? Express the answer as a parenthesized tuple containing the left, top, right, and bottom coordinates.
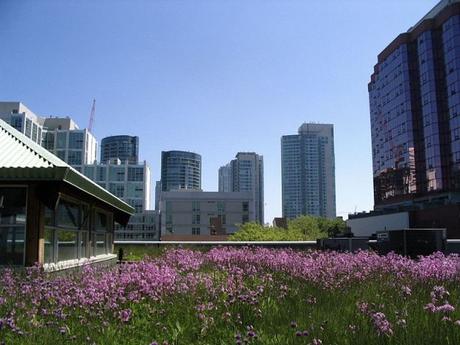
(0, 119, 134, 270)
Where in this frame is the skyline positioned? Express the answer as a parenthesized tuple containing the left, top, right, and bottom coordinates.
(0, 0, 440, 221)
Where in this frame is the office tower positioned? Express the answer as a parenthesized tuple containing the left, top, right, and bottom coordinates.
(0, 103, 97, 170)
(160, 191, 255, 237)
(42, 117, 97, 171)
(100, 135, 139, 164)
(161, 151, 201, 191)
(0, 102, 44, 144)
(218, 164, 232, 193)
(155, 180, 162, 210)
(218, 153, 264, 224)
(281, 123, 336, 219)
(369, 0, 460, 209)
(82, 160, 151, 213)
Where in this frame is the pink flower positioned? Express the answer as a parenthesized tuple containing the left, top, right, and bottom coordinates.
(371, 312, 393, 337)
(119, 309, 132, 323)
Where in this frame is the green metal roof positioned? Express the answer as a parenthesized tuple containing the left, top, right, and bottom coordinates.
(0, 119, 135, 216)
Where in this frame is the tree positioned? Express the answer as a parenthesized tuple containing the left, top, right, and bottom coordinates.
(229, 216, 348, 241)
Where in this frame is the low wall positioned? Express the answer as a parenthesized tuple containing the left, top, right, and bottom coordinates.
(115, 239, 460, 255)
(114, 240, 318, 250)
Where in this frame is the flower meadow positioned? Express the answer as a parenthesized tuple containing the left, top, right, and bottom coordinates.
(1, 248, 460, 344)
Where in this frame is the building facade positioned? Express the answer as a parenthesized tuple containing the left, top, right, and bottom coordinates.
(82, 160, 155, 240)
(369, 0, 460, 209)
(101, 135, 139, 164)
(218, 164, 232, 193)
(42, 127, 97, 171)
(114, 210, 159, 241)
(0, 102, 44, 144)
(281, 123, 336, 219)
(0, 103, 98, 171)
(218, 152, 264, 224)
(159, 191, 255, 237)
(161, 151, 202, 191)
(82, 160, 151, 214)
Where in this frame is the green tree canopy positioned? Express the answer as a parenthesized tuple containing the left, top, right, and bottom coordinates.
(229, 215, 347, 241)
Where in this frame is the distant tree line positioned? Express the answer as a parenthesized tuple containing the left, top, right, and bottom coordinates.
(229, 216, 347, 241)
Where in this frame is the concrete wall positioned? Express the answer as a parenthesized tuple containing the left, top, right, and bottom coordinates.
(347, 212, 410, 237)
(160, 191, 255, 236)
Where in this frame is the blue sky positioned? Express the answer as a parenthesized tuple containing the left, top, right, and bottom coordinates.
(0, 0, 438, 222)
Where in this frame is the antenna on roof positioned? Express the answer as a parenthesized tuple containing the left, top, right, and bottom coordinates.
(88, 99, 96, 133)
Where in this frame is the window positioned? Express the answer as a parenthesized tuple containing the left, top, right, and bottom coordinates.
(217, 202, 225, 213)
(192, 214, 200, 224)
(192, 201, 200, 212)
(56, 150, 66, 161)
(94, 210, 112, 256)
(57, 230, 78, 262)
(192, 227, 200, 235)
(44, 198, 98, 264)
(242, 202, 249, 212)
(57, 132, 67, 149)
(68, 151, 82, 165)
(128, 167, 144, 181)
(69, 132, 84, 149)
(44, 228, 54, 264)
(25, 119, 32, 137)
(0, 187, 27, 266)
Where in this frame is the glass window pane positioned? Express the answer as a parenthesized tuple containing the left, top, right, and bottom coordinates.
(95, 212, 108, 231)
(0, 226, 25, 265)
(0, 187, 27, 265)
(56, 132, 67, 149)
(44, 207, 55, 226)
(80, 231, 88, 258)
(0, 188, 27, 225)
(57, 230, 78, 261)
(95, 233, 106, 256)
(106, 233, 112, 255)
(56, 200, 79, 229)
(68, 132, 83, 149)
(44, 228, 54, 263)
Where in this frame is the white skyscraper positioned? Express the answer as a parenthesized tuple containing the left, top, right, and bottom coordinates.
(218, 152, 264, 224)
(0, 102, 44, 144)
(281, 123, 336, 219)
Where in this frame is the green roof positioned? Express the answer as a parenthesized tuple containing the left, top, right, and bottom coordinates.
(0, 119, 135, 216)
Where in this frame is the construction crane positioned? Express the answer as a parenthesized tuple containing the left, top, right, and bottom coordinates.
(88, 99, 96, 133)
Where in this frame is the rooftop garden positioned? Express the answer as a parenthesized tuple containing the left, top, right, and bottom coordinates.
(1, 247, 459, 344)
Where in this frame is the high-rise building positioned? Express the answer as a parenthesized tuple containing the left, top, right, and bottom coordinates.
(218, 164, 232, 193)
(281, 123, 336, 219)
(0, 103, 97, 170)
(0, 102, 44, 144)
(369, 0, 460, 209)
(82, 159, 151, 213)
(348, 0, 460, 238)
(154, 180, 162, 210)
(161, 151, 201, 191)
(100, 135, 139, 164)
(218, 152, 264, 224)
(42, 117, 97, 171)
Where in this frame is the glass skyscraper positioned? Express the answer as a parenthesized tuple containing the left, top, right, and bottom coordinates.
(161, 151, 202, 191)
(369, 0, 460, 208)
(100, 135, 139, 164)
(218, 152, 264, 224)
(281, 123, 336, 219)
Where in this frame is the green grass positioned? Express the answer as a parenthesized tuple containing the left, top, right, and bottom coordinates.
(7, 276, 459, 345)
(2, 249, 460, 345)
